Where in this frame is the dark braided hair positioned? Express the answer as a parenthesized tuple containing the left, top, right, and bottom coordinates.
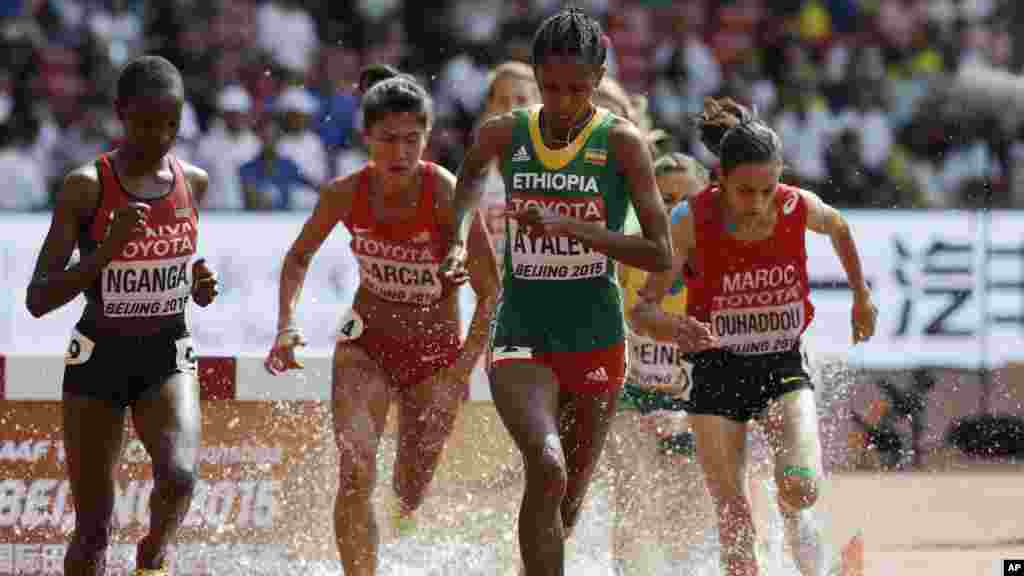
(116, 55, 184, 102)
(531, 7, 607, 68)
(697, 97, 781, 176)
(358, 63, 433, 130)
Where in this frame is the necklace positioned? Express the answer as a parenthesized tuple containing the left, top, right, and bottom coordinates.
(543, 106, 595, 147)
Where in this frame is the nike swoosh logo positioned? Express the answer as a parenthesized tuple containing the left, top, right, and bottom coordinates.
(781, 376, 806, 385)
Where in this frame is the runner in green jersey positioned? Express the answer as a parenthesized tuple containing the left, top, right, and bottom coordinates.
(440, 8, 672, 575)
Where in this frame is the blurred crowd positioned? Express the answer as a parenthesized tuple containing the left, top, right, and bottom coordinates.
(1, 0, 1022, 211)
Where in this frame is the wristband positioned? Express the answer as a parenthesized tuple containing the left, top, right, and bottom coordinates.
(275, 327, 304, 347)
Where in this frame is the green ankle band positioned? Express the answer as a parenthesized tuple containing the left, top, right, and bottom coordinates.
(782, 465, 816, 479)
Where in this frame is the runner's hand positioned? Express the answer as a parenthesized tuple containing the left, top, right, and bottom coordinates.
(191, 258, 218, 307)
(439, 243, 470, 288)
(852, 289, 877, 344)
(105, 202, 150, 251)
(265, 328, 307, 374)
(675, 315, 718, 353)
(507, 205, 574, 237)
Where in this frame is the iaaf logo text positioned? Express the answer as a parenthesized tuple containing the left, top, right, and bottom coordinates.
(0, 478, 279, 530)
(0, 441, 61, 463)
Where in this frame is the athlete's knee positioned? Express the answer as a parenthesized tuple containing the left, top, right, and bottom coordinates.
(406, 409, 457, 456)
(522, 434, 568, 500)
(156, 461, 199, 502)
(776, 467, 819, 510)
(336, 436, 377, 500)
(70, 511, 116, 558)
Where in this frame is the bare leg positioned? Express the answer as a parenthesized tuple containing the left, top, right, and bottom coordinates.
(392, 365, 468, 516)
(557, 388, 618, 536)
(759, 389, 823, 576)
(62, 395, 127, 576)
(489, 361, 565, 576)
(131, 373, 201, 570)
(690, 414, 757, 576)
(332, 344, 392, 576)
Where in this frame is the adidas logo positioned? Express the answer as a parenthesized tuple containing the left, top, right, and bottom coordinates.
(511, 146, 530, 162)
(584, 366, 609, 382)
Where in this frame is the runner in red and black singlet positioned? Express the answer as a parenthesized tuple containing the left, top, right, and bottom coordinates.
(265, 64, 500, 576)
(27, 55, 218, 576)
(632, 97, 878, 576)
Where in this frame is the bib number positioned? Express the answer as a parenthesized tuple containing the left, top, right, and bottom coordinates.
(175, 337, 197, 373)
(672, 361, 694, 402)
(65, 330, 96, 366)
(337, 310, 365, 342)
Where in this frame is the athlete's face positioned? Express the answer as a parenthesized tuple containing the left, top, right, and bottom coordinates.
(656, 171, 703, 209)
(365, 112, 429, 176)
(116, 93, 183, 160)
(534, 56, 602, 129)
(487, 75, 539, 118)
(721, 162, 782, 218)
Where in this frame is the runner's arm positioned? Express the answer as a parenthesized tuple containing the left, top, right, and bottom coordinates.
(435, 167, 501, 360)
(462, 209, 500, 357)
(276, 178, 349, 331)
(630, 204, 695, 340)
(450, 114, 516, 248)
(560, 121, 673, 272)
(801, 189, 870, 298)
(26, 167, 113, 317)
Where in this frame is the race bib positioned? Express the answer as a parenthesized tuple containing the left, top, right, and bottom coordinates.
(336, 309, 366, 342)
(507, 194, 608, 281)
(100, 256, 192, 318)
(351, 236, 443, 305)
(710, 300, 806, 355)
(65, 329, 96, 366)
(175, 336, 197, 373)
(628, 331, 692, 397)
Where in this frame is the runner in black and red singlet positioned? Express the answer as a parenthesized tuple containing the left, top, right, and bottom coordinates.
(265, 64, 500, 576)
(632, 97, 878, 576)
(27, 55, 218, 576)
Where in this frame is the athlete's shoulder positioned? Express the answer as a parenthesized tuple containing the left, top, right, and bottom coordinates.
(427, 161, 457, 189)
(426, 162, 457, 204)
(600, 106, 634, 129)
(477, 111, 519, 143)
(64, 160, 101, 187)
(777, 183, 812, 215)
(58, 161, 102, 214)
(320, 166, 364, 215)
(684, 184, 718, 221)
(606, 111, 641, 138)
(327, 166, 364, 199)
(606, 116, 646, 156)
(176, 158, 209, 196)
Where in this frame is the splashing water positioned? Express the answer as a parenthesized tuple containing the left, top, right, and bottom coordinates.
(3, 323, 862, 575)
(283, 348, 862, 575)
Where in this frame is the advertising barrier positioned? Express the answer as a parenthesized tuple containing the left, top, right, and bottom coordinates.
(4, 210, 1024, 368)
(2, 210, 1023, 574)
